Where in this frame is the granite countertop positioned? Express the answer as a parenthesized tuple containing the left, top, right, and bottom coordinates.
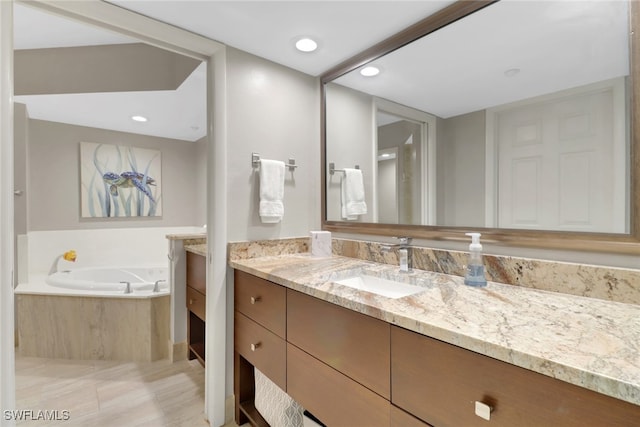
(229, 253, 640, 407)
(185, 244, 207, 257)
(166, 233, 206, 241)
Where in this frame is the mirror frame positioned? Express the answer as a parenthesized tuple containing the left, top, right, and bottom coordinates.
(321, 0, 640, 254)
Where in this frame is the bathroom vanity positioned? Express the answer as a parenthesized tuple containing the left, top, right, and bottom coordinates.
(231, 254, 640, 427)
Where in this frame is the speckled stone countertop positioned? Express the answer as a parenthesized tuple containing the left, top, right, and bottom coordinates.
(185, 244, 207, 257)
(229, 253, 640, 407)
(166, 233, 206, 241)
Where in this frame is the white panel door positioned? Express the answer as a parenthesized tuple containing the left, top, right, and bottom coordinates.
(497, 85, 624, 232)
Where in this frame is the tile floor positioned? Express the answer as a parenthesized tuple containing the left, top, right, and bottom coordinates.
(14, 353, 242, 427)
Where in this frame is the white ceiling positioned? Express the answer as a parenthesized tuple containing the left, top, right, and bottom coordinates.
(12, 1, 453, 142)
(335, 0, 629, 118)
(106, 0, 454, 76)
(12, 1, 631, 140)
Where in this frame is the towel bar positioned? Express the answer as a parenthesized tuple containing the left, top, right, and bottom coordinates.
(329, 162, 360, 175)
(252, 152, 298, 171)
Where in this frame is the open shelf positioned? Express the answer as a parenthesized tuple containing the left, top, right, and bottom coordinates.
(188, 300, 206, 366)
(239, 400, 269, 427)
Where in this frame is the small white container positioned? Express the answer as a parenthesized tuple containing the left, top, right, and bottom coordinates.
(310, 231, 332, 257)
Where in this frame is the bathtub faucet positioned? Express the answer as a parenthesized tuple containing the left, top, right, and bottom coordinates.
(48, 250, 77, 275)
(153, 280, 166, 293)
(121, 281, 132, 294)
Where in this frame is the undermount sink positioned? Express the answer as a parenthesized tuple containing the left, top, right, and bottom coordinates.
(334, 274, 426, 299)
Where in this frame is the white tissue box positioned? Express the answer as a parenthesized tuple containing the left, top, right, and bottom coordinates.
(310, 231, 332, 257)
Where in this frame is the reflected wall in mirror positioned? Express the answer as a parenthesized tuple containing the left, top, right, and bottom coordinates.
(324, 0, 632, 237)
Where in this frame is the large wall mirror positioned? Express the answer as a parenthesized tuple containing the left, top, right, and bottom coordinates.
(322, 0, 640, 253)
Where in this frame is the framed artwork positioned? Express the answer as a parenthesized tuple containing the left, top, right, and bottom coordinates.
(80, 142, 162, 218)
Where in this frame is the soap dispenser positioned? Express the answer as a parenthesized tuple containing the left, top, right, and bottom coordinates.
(464, 232, 487, 287)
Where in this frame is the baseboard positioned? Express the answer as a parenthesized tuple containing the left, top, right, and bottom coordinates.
(169, 340, 188, 362)
(225, 395, 235, 425)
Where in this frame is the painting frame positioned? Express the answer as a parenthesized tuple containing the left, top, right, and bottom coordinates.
(80, 142, 162, 218)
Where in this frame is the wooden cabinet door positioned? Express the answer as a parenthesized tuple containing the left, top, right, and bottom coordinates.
(287, 289, 391, 399)
(186, 286, 205, 321)
(287, 343, 390, 427)
(186, 252, 206, 294)
(391, 325, 640, 427)
(235, 270, 286, 338)
(391, 405, 432, 427)
(235, 312, 286, 390)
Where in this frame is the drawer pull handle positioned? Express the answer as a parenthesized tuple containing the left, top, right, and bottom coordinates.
(189, 299, 194, 305)
(250, 296, 261, 305)
(250, 342, 261, 352)
(475, 401, 493, 421)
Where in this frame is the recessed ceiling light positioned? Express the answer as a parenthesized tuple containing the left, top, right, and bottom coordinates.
(295, 37, 318, 52)
(131, 115, 148, 122)
(360, 66, 380, 77)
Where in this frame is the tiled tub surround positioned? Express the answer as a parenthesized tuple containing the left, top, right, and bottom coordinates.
(229, 253, 640, 408)
(13, 227, 201, 363)
(17, 294, 170, 362)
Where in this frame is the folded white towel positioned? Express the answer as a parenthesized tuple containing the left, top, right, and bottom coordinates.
(259, 159, 285, 223)
(341, 168, 367, 220)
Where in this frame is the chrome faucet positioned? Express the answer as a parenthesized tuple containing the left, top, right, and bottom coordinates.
(381, 237, 413, 272)
(153, 280, 166, 293)
(121, 281, 132, 294)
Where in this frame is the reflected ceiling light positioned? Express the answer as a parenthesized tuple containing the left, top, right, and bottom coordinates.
(360, 66, 380, 77)
(131, 115, 148, 122)
(381, 153, 390, 158)
(295, 37, 318, 52)
(504, 68, 521, 77)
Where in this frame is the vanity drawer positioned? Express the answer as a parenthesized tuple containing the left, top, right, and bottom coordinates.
(235, 270, 286, 338)
(186, 252, 206, 294)
(391, 325, 640, 427)
(287, 289, 390, 399)
(287, 343, 390, 427)
(186, 286, 206, 321)
(235, 312, 286, 390)
(391, 405, 433, 427)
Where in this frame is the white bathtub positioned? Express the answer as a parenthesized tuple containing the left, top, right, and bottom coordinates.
(46, 266, 168, 292)
(15, 266, 169, 298)
(16, 265, 171, 360)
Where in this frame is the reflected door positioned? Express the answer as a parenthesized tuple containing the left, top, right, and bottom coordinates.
(497, 81, 626, 232)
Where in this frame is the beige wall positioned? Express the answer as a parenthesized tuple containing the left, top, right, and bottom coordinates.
(225, 47, 320, 241)
(195, 136, 207, 227)
(325, 83, 375, 222)
(27, 119, 204, 231)
(437, 110, 486, 227)
(15, 43, 200, 96)
(14, 104, 28, 236)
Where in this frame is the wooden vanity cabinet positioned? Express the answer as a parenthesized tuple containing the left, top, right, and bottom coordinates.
(234, 270, 287, 427)
(287, 289, 390, 399)
(234, 270, 390, 427)
(287, 343, 390, 427)
(186, 251, 206, 365)
(390, 405, 433, 427)
(234, 269, 640, 427)
(391, 325, 640, 427)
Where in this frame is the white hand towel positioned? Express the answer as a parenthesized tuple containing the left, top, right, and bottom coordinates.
(259, 159, 285, 223)
(341, 168, 367, 220)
